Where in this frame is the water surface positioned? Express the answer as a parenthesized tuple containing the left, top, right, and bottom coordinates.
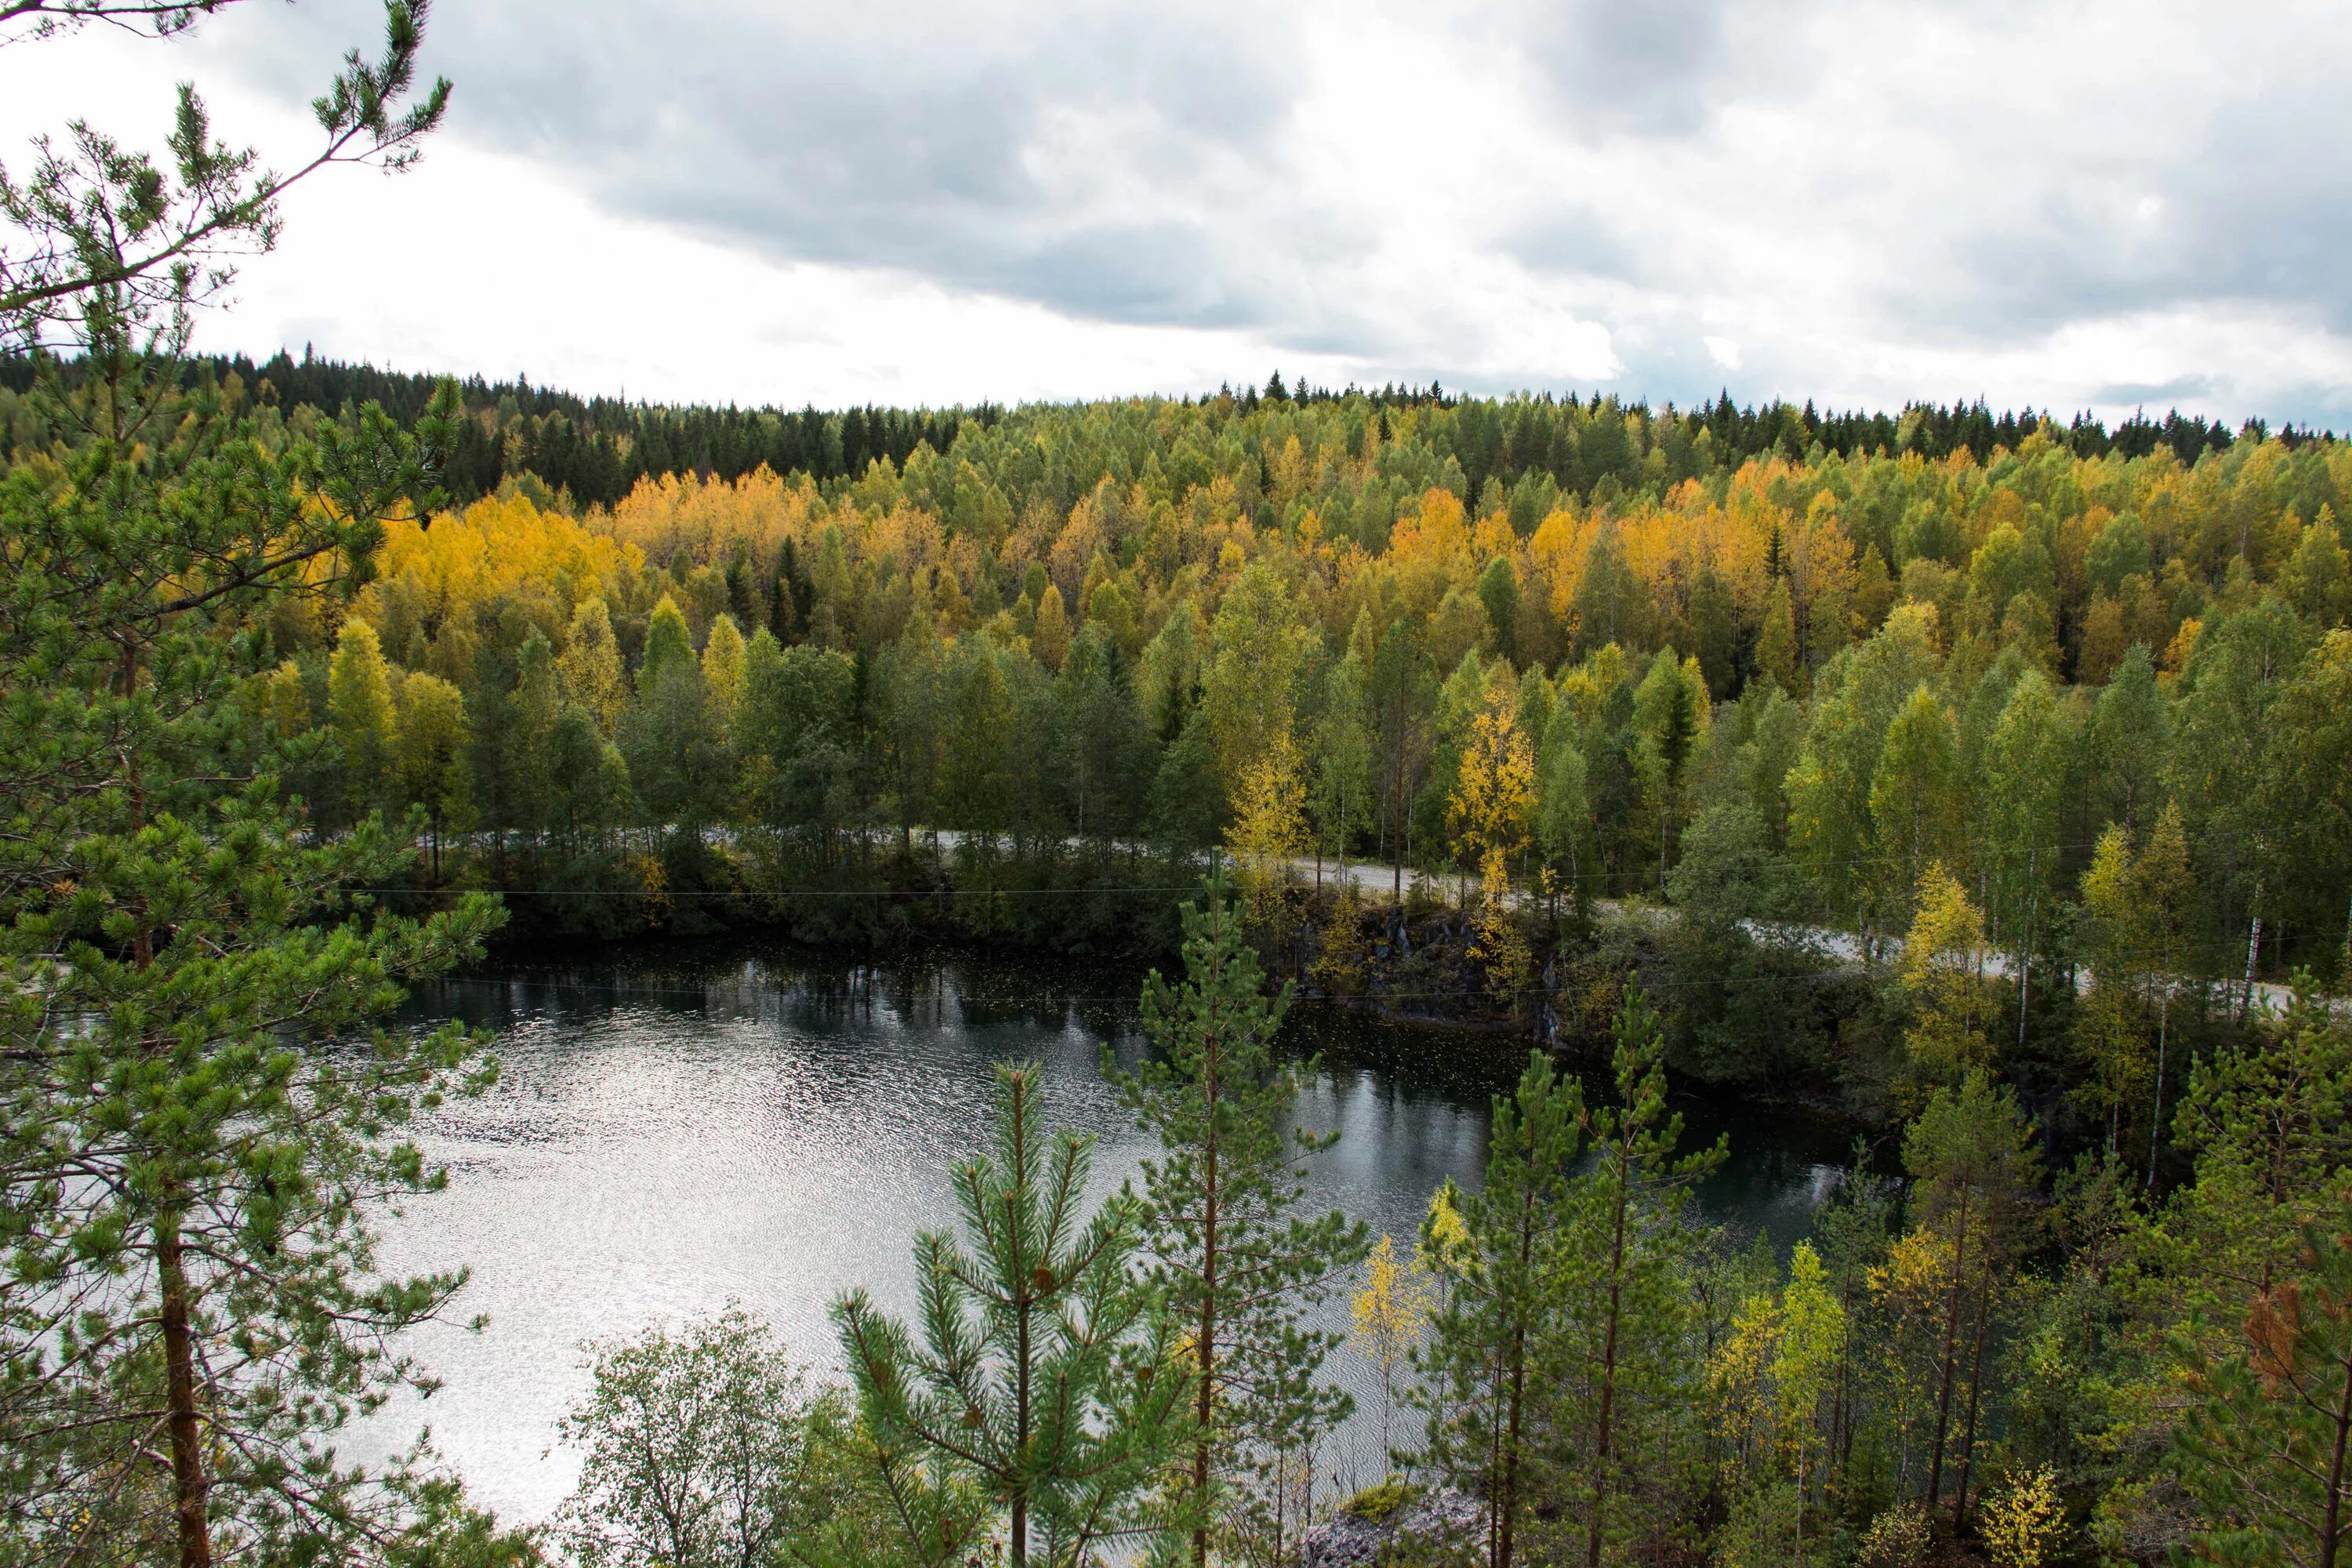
(376, 944, 1856, 1523)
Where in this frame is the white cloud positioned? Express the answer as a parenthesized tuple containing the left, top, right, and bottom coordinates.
(5, 0, 2350, 423)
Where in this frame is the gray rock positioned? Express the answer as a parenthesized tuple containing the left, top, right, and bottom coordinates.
(1302, 1487, 1483, 1568)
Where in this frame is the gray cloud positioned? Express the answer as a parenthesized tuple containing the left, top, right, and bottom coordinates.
(181, 0, 2352, 421)
(1508, 0, 1741, 138)
(2092, 376, 2222, 408)
(220, 2, 1321, 329)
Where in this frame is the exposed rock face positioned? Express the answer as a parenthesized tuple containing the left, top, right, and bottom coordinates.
(1301, 1488, 1483, 1568)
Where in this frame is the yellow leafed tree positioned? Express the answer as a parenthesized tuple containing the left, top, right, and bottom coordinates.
(1447, 702, 1536, 1001)
(559, 597, 627, 734)
(1981, 1465, 2063, 1568)
(701, 612, 747, 737)
(1226, 731, 1310, 903)
(1349, 1233, 1433, 1465)
(1447, 701, 1535, 874)
(1900, 862, 1993, 1083)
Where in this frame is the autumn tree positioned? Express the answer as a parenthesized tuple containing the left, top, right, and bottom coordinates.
(1900, 863, 1994, 1084)
(1350, 1235, 1433, 1468)
(394, 670, 473, 882)
(1448, 697, 1537, 1001)
(328, 616, 401, 824)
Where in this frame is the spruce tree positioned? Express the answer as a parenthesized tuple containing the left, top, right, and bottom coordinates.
(1109, 877, 1368, 1568)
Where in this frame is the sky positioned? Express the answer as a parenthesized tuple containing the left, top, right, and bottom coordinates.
(5, 0, 2352, 423)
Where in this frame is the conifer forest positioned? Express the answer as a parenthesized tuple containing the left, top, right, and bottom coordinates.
(6, 4, 2352, 1568)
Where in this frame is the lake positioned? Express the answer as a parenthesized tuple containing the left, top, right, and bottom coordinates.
(374, 942, 1860, 1525)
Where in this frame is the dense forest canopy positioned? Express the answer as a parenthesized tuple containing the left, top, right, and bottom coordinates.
(30, 354, 2338, 989)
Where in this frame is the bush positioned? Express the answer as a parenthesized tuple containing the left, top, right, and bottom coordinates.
(1339, 1478, 1420, 1523)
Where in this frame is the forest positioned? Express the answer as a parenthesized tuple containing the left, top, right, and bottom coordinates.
(6, 2, 2352, 1563)
(9, 339, 2351, 1566)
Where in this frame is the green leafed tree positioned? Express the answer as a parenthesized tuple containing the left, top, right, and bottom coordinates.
(558, 1306, 855, 1568)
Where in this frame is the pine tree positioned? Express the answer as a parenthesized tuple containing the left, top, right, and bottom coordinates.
(1109, 882, 1369, 1568)
(833, 1062, 1185, 1568)
(1414, 1051, 1584, 1568)
(0, 6, 510, 1547)
(1552, 982, 1724, 1568)
(1904, 1071, 2039, 1523)
(2174, 1188, 2352, 1568)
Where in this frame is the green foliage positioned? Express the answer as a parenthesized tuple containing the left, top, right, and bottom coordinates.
(2173, 1189, 2352, 1568)
(832, 1062, 1185, 1568)
(1412, 1050, 1584, 1568)
(1111, 877, 1369, 1567)
(558, 1306, 848, 1568)
(1339, 1479, 1420, 1523)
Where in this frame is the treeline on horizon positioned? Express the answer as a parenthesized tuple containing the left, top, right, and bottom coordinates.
(0, 347, 2294, 510)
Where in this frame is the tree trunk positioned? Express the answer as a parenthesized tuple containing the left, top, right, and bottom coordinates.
(1496, 1177, 1537, 1568)
(2318, 1345, 2352, 1568)
(1011, 1082, 1034, 1568)
(1584, 1154, 1630, 1568)
(2241, 879, 2265, 1024)
(1392, 749, 1406, 903)
(1953, 1276, 1994, 1533)
(1925, 1183, 1971, 1510)
(159, 1211, 213, 1568)
(2015, 853, 2035, 1048)
(1191, 1031, 1224, 1568)
(2149, 989, 2171, 1189)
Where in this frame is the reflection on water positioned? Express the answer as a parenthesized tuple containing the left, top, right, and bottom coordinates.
(372, 943, 1860, 1524)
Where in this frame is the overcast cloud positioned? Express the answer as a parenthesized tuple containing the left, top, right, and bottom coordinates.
(5, 0, 2351, 422)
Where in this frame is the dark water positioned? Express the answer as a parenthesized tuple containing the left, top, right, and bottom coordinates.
(371, 944, 1858, 1524)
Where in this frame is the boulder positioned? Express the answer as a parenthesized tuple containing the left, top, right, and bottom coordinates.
(1301, 1486, 1483, 1568)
